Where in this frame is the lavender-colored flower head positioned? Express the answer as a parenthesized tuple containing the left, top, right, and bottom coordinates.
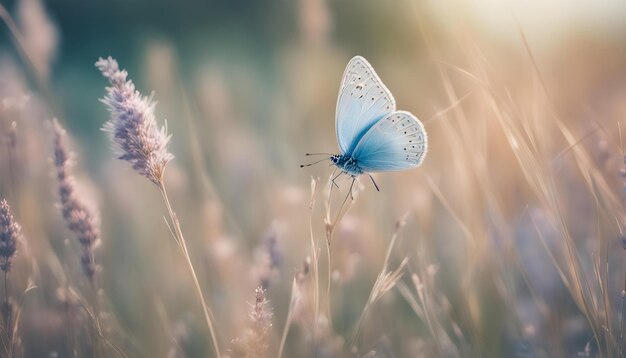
(52, 119, 100, 280)
(256, 228, 282, 289)
(0, 200, 20, 273)
(95, 56, 173, 185)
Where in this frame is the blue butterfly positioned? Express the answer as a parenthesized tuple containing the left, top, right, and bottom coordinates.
(303, 56, 428, 192)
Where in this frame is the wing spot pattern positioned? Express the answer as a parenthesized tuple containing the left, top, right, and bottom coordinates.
(354, 112, 426, 168)
(336, 57, 398, 154)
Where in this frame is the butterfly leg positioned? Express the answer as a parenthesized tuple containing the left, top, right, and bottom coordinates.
(348, 177, 356, 200)
(336, 177, 355, 213)
(331, 171, 343, 189)
(327, 169, 338, 210)
(367, 174, 380, 192)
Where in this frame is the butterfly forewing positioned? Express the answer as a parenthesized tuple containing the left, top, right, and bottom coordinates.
(350, 111, 427, 172)
(335, 56, 396, 154)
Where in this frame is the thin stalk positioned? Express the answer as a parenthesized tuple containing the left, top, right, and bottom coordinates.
(278, 278, 298, 358)
(350, 294, 373, 351)
(621, 274, 626, 356)
(617, 136, 626, 357)
(350, 221, 405, 349)
(158, 181, 221, 358)
(64, 285, 77, 358)
(414, 274, 445, 357)
(324, 177, 335, 331)
(3, 271, 11, 358)
(324, 238, 332, 329)
(306, 177, 327, 353)
(323, 176, 355, 329)
(309, 184, 320, 346)
(91, 279, 105, 358)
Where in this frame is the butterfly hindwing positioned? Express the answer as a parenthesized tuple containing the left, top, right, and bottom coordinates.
(350, 111, 427, 172)
(335, 56, 396, 154)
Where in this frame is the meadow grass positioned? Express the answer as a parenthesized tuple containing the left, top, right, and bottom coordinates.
(0, 1, 625, 357)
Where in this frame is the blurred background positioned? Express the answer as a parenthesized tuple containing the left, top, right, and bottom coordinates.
(1, 0, 626, 356)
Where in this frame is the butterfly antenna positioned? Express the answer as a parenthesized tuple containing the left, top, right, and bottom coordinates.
(305, 152, 333, 156)
(368, 174, 380, 192)
(300, 157, 329, 168)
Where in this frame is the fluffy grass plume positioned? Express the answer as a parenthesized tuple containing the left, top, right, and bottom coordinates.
(51, 118, 100, 281)
(97, 56, 221, 357)
(96, 56, 173, 185)
(0, 199, 19, 273)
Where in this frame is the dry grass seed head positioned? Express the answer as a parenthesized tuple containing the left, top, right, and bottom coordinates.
(52, 119, 100, 281)
(0, 199, 20, 273)
(232, 287, 273, 358)
(96, 56, 173, 185)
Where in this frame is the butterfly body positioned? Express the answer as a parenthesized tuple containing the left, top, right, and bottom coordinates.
(330, 56, 428, 179)
(330, 154, 363, 177)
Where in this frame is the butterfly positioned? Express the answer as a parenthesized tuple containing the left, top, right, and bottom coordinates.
(303, 56, 428, 193)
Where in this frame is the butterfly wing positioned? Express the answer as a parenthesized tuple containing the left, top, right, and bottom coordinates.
(350, 111, 427, 172)
(336, 56, 396, 154)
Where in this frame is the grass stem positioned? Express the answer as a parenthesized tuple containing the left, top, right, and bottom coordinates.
(158, 181, 222, 357)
